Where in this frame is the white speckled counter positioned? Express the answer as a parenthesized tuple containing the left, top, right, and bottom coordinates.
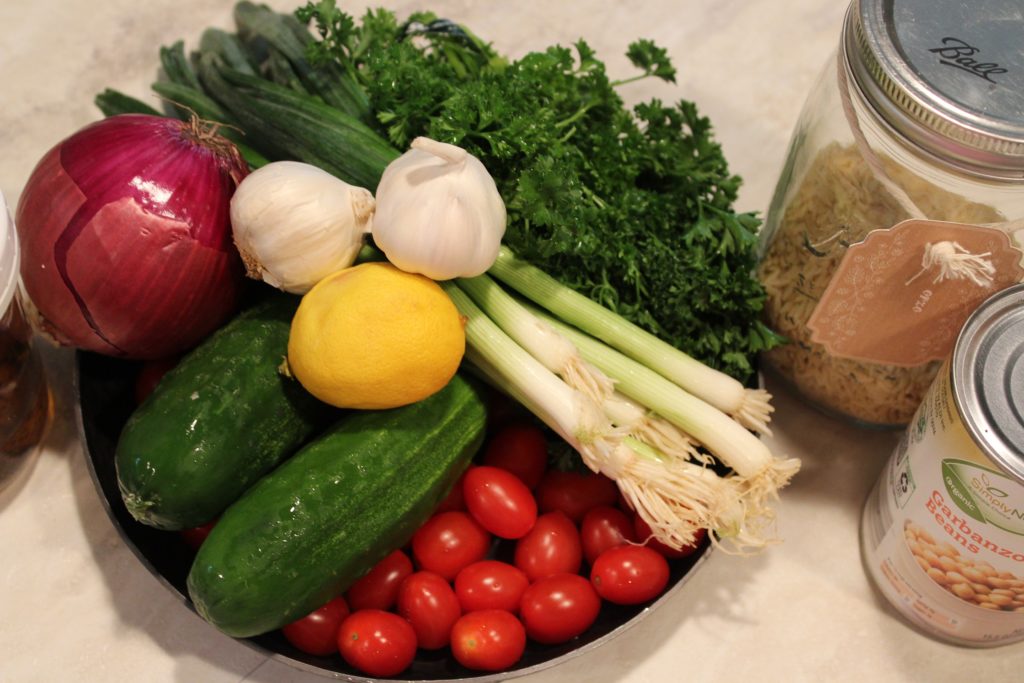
(2, 1, 1023, 681)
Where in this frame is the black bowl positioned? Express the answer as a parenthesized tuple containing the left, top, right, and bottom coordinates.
(75, 350, 712, 681)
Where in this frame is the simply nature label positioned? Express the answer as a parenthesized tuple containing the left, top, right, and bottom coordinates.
(943, 459, 1024, 536)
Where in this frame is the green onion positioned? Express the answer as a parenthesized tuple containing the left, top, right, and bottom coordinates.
(529, 304, 800, 509)
(603, 392, 705, 465)
(466, 340, 726, 549)
(459, 273, 713, 467)
(457, 273, 613, 402)
(450, 277, 798, 553)
(488, 247, 774, 434)
(441, 283, 614, 460)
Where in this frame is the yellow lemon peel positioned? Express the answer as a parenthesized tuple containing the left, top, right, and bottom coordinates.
(287, 262, 465, 409)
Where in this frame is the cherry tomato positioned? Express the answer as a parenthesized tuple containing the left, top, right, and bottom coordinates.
(519, 573, 601, 645)
(179, 519, 217, 551)
(514, 511, 582, 582)
(337, 609, 417, 678)
(454, 560, 530, 614)
(281, 596, 350, 656)
(633, 515, 708, 559)
(481, 423, 548, 489)
(396, 571, 462, 650)
(590, 545, 670, 605)
(580, 505, 636, 565)
(536, 470, 618, 522)
(133, 355, 180, 404)
(463, 466, 537, 539)
(345, 549, 413, 611)
(412, 511, 491, 581)
(450, 609, 526, 672)
(435, 468, 470, 513)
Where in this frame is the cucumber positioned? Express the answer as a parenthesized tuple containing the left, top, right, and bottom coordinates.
(115, 294, 334, 530)
(197, 56, 398, 189)
(94, 89, 162, 117)
(158, 40, 202, 90)
(187, 374, 487, 637)
(232, 1, 371, 121)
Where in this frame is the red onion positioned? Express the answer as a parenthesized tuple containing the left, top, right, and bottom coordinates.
(15, 114, 248, 359)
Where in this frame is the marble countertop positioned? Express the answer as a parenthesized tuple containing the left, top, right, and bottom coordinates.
(3, 1, 1023, 681)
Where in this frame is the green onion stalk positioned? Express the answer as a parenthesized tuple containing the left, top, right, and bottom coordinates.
(445, 273, 801, 554)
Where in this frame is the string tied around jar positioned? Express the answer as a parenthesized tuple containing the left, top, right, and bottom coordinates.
(905, 242, 997, 287)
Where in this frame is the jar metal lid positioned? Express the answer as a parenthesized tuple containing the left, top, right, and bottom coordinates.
(953, 283, 1024, 483)
(844, 0, 1024, 179)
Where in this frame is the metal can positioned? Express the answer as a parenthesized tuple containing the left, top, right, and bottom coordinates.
(860, 283, 1024, 647)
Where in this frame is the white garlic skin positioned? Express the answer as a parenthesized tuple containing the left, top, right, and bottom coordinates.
(230, 161, 374, 294)
(371, 137, 506, 281)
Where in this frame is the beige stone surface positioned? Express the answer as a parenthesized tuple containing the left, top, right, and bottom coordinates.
(2, 1, 1023, 681)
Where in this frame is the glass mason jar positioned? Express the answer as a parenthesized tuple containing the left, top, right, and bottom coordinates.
(0, 191, 51, 490)
(757, 0, 1024, 428)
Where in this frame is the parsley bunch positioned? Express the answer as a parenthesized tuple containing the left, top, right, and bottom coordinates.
(306, 2, 781, 380)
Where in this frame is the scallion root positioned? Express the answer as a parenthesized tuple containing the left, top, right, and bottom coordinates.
(560, 353, 616, 404)
(734, 387, 775, 436)
(604, 393, 707, 466)
(602, 441, 717, 549)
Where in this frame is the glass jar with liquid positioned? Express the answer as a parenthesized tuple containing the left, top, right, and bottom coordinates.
(757, 0, 1024, 428)
(1, 191, 50, 490)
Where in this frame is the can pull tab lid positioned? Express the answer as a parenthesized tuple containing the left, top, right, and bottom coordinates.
(954, 283, 1024, 481)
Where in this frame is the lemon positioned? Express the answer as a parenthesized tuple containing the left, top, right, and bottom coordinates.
(287, 262, 465, 409)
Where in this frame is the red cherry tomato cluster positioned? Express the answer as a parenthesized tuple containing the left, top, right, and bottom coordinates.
(214, 420, 708, 677)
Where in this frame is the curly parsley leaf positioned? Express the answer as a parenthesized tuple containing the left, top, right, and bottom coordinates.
(625, 39, 677, 83)
(290, 1, 779, 380)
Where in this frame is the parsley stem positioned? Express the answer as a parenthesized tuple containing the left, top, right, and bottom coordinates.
(579, 184, 606, 209)
(554, 101, 598, 130)
(609, 73, 652, 87)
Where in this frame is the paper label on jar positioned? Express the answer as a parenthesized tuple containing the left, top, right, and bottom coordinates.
(806, 220, 1023, 367)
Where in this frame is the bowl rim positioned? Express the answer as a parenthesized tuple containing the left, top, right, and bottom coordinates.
(73, 351, 713, 682)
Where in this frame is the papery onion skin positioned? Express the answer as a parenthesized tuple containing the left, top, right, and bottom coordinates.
(15, 114, 247, 359)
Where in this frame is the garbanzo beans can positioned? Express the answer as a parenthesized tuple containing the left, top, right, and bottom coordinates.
(860, 283, 1024, 647)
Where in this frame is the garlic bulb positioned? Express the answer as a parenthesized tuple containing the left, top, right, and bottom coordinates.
(372, 137, 506, 280)
(230, 161, 375, 294)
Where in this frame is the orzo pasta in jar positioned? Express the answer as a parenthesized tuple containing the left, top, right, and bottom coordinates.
(757, 0, 1024, 427)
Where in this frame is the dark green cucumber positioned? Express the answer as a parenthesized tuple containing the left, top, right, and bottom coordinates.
(199, 28, 258, 76)
(187, 374, 487, 637)
(115, 295, 334, 530)
(159, 40, 203, 90)
(232, 1, 371, 121)
(197, 55, 398, 189)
